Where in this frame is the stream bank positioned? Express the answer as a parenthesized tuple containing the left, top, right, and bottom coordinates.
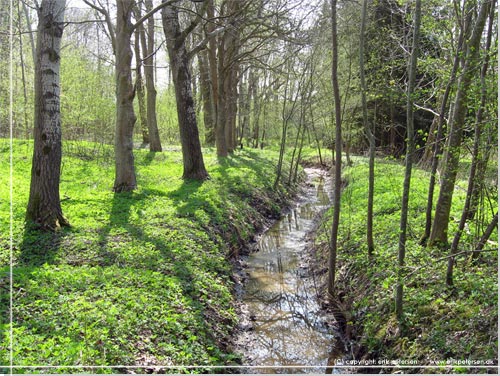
(304, 159, 498, 374)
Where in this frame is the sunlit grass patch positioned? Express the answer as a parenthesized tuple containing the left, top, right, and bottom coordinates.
(0, 139, 294, 371)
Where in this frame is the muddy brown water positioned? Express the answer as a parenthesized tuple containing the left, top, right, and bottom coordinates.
(236, 168, 343, 373)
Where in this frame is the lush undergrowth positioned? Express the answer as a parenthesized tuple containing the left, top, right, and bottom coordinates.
(313, 156, 498, 374)
(0, 139, 296, 373)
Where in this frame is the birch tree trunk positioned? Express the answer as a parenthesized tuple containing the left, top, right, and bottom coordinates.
(26, 0, 69, 230)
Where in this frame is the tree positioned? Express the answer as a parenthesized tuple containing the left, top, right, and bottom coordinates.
(133, 6, 149, 145)
(197, 45, 215, 145)
(446, 0, 496, 286)
(328, 0, 342, 299)
(359, 0, 375, 257)
(428, 0, 491, 247)
(161, 0, 209, 180)
(112, 0, 137, 192)
(395, 0, 421, 321)
(274, 51, 306, 189)
(419, 4, 470, 245)
(83, 0, 177, 190)
(141, 0, 162, 152)
(26, 0, 69, 230)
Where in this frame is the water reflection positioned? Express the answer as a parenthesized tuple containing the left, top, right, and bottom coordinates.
(239, 168, 337, 373)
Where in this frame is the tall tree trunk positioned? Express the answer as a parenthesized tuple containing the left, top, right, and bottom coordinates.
(133, 13, 149, 145)
(446, 0, 495, 286)
(420, 9, 471, 244)
(113, 0, 137, 192)
(328, 0, 342, 300)
(215, 0, 241, 156)
(162, 1, 209, 180)
(207, 0, 219, 146)
(466, 1, 496, 222)
(215, 28, 228, 157)
(238, 70, 251, 146)
(428, 0, 490, 247)
(142, 0, 162, 152)
(359, 0, 375, 257)
(251, 71, 261, 148)
(395, 0, 420, 321)
(198, 48, 215, 145)
(224, 46, 239, 151)
(26, 0, 69, 230)
(224, 68, 235, 154)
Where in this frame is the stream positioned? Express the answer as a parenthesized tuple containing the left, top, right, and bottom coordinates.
(236, 167, 341, 373)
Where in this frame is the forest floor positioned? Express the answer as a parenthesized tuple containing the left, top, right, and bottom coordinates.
(1, 139, 497, 373)
(309, 155, 498, 374)
(0, 139, 300, 373)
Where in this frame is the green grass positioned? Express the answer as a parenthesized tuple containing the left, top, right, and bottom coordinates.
(314, 155, 498, 373)
(0, 139, 295, 373)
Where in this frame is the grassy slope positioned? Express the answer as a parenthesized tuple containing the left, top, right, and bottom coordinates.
(313, 156, 498, 373)
(0, 139, 295, 373)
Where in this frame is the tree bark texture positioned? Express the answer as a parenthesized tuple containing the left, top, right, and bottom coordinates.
(446, 0, 495, 286)
(113, 0, 137, 192)
(215, 30, 228, 157)
(207, 0, 219, 146)
(133, 17, 149, 144)
(420, 9, 470, 244)
(141, 0, 162, 152)
(162, 1, 209, 180)
(26, 0, 69, 230)
(215, 0, 241, 156)
(198, 48, 216, 145)
(428, 0, 490, 247)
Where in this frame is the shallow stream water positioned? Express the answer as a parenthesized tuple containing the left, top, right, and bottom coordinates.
(236, 168, 340, 373)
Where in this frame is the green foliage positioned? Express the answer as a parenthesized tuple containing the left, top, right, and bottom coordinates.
(0, 139, 292, 372)
(314, 156, 497, 368)
(155, 86, 180, 144)
(60, 48, 115, 144)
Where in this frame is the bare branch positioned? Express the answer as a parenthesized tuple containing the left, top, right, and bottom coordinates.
(82, 0, 116, 54)
(132, 0, 180, 31)
(187, 26, 225, 60)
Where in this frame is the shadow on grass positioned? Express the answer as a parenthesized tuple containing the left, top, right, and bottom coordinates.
(95, 189, 204, 308)
(18, 225, 74, 266)
(166, 179, 206, 217)
(216, 149, 274, 177)
(142, 151, 158, 166)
